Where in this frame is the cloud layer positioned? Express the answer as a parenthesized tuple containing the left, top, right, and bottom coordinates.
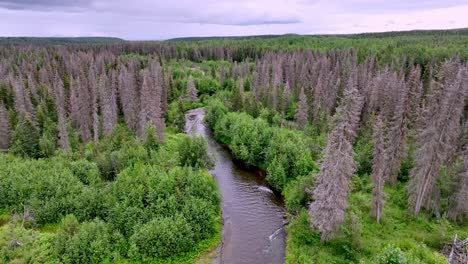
(0, 0, 467, 40)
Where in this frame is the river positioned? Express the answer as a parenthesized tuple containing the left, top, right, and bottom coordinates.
(186, 108, 286, 264)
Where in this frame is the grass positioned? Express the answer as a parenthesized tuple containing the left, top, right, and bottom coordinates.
(285, 180, 467, 264)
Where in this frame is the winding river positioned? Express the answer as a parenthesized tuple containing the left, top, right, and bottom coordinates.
(186, 108, 286, 264)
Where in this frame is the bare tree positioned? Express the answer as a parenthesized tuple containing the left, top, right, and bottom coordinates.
(408, 64, 468, 214)
(139, 68, 165, 141)
(12, 77, 27, 117)
(449, 145, 468, 222)
(0, 101, 10, 150)
(371, 116, 386, 223)
(282, 81, 291, 114)
(186, 75, 198, 103)
(88, 65, 99, 143)
(383, 78, 409, 184)
(308, 75, 364, 242)
(118, 65, 139, 131)
(100, 71, 118, 135)
(53, 76, 71, 151)
(295, 86, 308, 129)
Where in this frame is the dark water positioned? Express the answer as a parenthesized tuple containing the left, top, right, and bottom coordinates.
(185, 108, 286, 264)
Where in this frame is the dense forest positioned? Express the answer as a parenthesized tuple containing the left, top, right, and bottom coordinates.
(0, 30, 467, 263)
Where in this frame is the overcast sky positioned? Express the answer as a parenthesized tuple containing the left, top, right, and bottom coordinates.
(1, 0, 468, 40)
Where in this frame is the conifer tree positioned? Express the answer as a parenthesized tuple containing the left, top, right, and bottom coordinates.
(371, 116, 386, 223)
(118, 65, 139, 131)
(295, 87, 308, 129)
(408, 65, 468, 214)
(0, 102, 10, 150)
(100, 71, 118, 135)
(282, 81, 291, 114)
(308, 74, 364, 241)
(449, 145, 468, 222)
(53, 76, 71, 151)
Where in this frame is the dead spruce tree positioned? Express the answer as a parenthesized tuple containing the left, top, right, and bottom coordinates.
(449, 145, 468, 222)
(0, 101, 10, 150)
(88, 66, 99, 143)
(282, 81, 291, 114)
(308, 73, 364, 242)
(295, 86, 308, 129)
(186, 75, 198, 103)
(383, 78, 409, 184)
(53, 76, 71, 151)
(139, 69, 165, 141)
(371, 116, 386, 223)
(408, 64, 468, 215)
(99, 71, 118, 136)
(118, 65, 139, 131)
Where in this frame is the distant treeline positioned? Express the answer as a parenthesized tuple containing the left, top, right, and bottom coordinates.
(0, 37, 125, 45)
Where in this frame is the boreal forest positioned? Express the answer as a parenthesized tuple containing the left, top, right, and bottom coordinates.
(0, 29, 467, 264)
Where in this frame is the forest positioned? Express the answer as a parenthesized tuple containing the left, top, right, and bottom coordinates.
(0, 30, 467, 263)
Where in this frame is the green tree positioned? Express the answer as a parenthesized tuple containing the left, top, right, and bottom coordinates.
(11, 116, 40, 158)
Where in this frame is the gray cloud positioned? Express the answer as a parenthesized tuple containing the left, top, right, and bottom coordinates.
(328, 0, 468, 13)
(0, 0, 467, 39)
(184, 15, 302, 26)
(0, 0, 92, 11)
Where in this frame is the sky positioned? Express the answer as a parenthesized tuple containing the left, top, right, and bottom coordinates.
(1, 0, 468, 40)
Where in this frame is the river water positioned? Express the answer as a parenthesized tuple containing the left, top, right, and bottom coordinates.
(185, 108, 286, 264)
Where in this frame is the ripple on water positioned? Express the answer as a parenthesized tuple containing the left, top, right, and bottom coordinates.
(186, 108, 286, 264)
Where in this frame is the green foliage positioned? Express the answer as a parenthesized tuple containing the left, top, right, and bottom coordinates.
(167, 99, 186, 132)
(177, 135, 214, 169)
(196, 77, 220, 96)
(377, 245, 408, 264)
(284, 175, 315, 214)
(10, 116, 40, 158)
(0, 125, 221, 262)
(204, 98, 227, 129)
(129, 215, 194, 259)
(206, 101, 317, 192)
(265, 127, 316, 191)
(212, 111, 271, 165)
(55, 216, 124, 263)
(144, 123, 161, 151)
(354, 128, 373, 176)
(39, 118, 58, 157)
(0, 155, 85, 224)
(285, 180, 467, 263)
(70, 159, 101, 185)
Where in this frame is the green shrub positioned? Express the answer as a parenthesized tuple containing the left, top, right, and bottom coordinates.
(284, 175, 314, 214)
(39, 118, 58, 157)
(129, 215, 194, 259)
(56, 216, 124, 264)
(143, 123, 161, 151)
(204, 98, 227, 129)
(70, 159, 101, 185)
(0, 155, 84, 225)
(10, 116, 40, 158)
(377, 245, 408, 264)
(167, 99, 186, 132)
(177, 135, 214, 169)
(197, 77, 220, 96)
